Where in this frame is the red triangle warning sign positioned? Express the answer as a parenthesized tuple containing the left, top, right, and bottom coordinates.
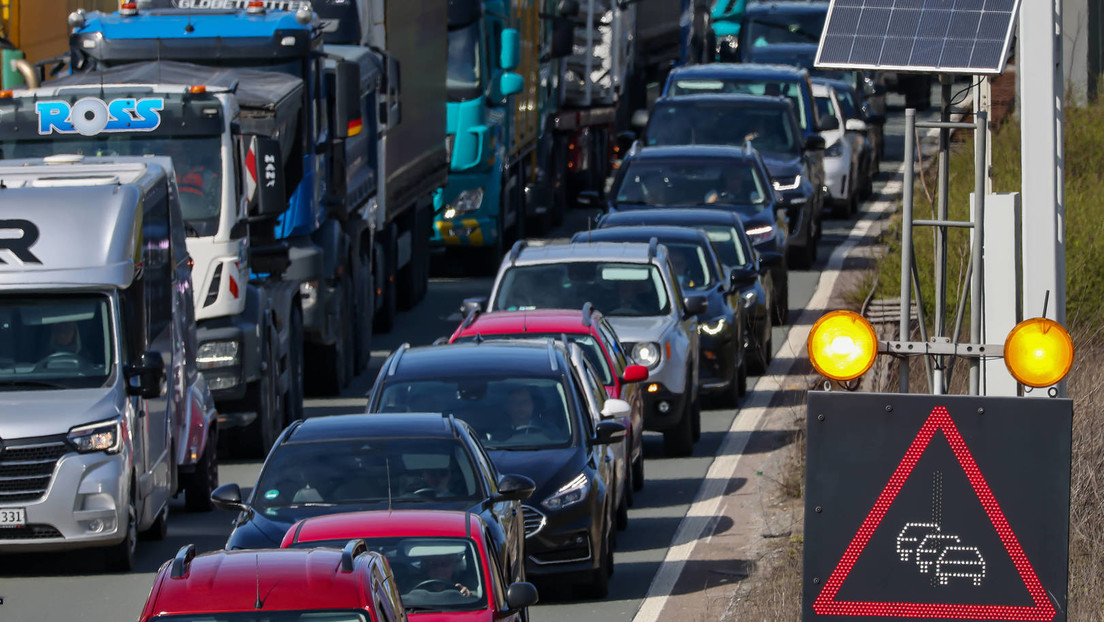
(812, 406, 1056, 620)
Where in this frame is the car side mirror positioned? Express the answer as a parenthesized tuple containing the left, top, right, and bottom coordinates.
(729, 265, 758, 289)
(125, 351, 165, 399)
(576, 190, 600, 207)
(505, 581, 540, 611)
(600, 398, 632, 420)
(459, 296, 487, 316)
(817, 116, 839, 132)
(683, 295, 708, 318)
(844, 118, 869, 132)
(499, 72, 524, 97)
(495, 474, 536, 502)
(622, 364, 648, 383)
(594, 419, 627, 445)
(211, 483, 250, 513)
(805, 134, 827, 151)
(631, 109, 649, 128)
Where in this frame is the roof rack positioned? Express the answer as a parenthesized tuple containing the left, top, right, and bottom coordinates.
(385, 343, 411, 377)
(465, 510, 473, 539)
(341, 539, 368, 572)
(547, 340, 558, 372)
(170, 544, 196, 579)
(647, 237, 659, 260)
(509, 239, 528, 265)
(444, 413, 460, 438)
(581, 302, 594, 326)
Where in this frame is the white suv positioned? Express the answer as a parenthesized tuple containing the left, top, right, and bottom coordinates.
(483, 239, 706, 456)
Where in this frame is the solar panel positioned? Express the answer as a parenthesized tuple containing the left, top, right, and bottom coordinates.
(815, 0, 1020, 74)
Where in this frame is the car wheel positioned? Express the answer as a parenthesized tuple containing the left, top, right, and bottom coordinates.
(736, 355, 748, 398)
(184, 430, 219, 512)
(662, 396, 695, 457)
(579, 528, 611, 598)
(691, 395, 701, 442)
(773, 275, 790, 326)
(105, 499, 137, 572)
(616, 476, 630, 530)
(623, 452, 635, 508)
(632, 452, 645, 492)
(141, 502, 169, 541)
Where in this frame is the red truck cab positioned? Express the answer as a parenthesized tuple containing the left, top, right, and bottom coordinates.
(139, 543, 406, 622)
(281, 510, 538, 621)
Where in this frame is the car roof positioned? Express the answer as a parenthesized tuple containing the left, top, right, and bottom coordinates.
(600, 208, 743, 228)
(457, 309, 597, 338)
(286, 413, 459, 443)
(630, 145, 757, 161)
(811, 76, 856, 94)
(653, 93, 791, 107)
(148, 548, 380, 615)
(385, 341, 567, 381)
(288, 510, 485, 545)
(746, 0, 828, 14)
(511, 240, 663, 265)
(668, 62, 809, 80)
(580, 225, 713, 246)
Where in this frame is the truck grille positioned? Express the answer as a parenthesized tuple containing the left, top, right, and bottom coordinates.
(0, 525, 63, 540)
(522, 505, 546, 539)
(0, 436, 70, 503)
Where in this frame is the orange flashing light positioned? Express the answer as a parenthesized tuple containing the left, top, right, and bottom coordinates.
(188, 85, 207, 94)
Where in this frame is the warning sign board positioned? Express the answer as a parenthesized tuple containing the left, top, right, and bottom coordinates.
(802, 392, 1072, 622)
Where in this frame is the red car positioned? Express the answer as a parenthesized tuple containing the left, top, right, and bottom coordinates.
(282, 510, 539, 621)
(449, 305, 648, 497)
(139, 542, 406, 622)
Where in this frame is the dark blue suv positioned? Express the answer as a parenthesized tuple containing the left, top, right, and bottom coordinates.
(739, 1, 828, 68)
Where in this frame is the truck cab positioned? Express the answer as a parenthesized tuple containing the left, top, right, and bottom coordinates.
(0, 156, 202, 570)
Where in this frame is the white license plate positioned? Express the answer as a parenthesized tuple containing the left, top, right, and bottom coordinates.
(0, 508, 26, 527)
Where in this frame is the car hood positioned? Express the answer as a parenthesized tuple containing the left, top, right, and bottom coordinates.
(605, 315, 677, 344)
(489, 447, 584, 502)
(758, 154, 804, 178)
(0, 387, 121, 439)
(409, 611, 495, 621)
(743, 44, 817, 68)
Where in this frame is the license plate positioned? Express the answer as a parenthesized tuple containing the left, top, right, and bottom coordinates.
(0, 508, 26, 527)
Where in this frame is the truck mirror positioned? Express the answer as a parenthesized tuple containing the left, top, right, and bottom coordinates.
(500, 72, 524, 97)
(500, 28, 520, 71)
(126, 351, 166, 399)
(550, 16, 575, 59)
(245, 136, 287, 218)
(333, 61, 362, 140)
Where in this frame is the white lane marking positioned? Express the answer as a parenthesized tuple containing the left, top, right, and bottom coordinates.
(630, 161, 906, 622)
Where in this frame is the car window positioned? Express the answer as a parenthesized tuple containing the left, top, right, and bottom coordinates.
(454, 333, 614, 385)
(614, 159, 767, 207)
(646, 104, 800, 156)
(835, 88, 859, 120)
(289, 537, 486, 614)
(567, 366, 598, 437)
(583, 362, 608, 416)
(815, 95, 837, 124)
(596, 321, 629, 376)
(665, 242, 715, 291)
(701, 226, 749, 267)
(669, 77, 808, 130)
(376, 376, 575, 450)
(495, 262, 670, 317)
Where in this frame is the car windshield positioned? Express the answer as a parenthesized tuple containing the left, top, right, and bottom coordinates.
(0, 135, 224, 236)
(253, 438, 482, 510)
(700, 226, 749, 267)
(288, 537, 486, 613)
(153, 613, 368, 622)
(447, 21, 482, 101)
(660, 242, 714, 291)
(495, 262, 670, 317)
(614, 159, 767, 207)
(646, 103, 800, 156)
(455, 333, 614, 385)
(669, 78, 808, 129)
(0, 295, 114, 391)
(815, 96, 836, 125)
(745, 12, 827, 46)
(377, 377, 574, 450)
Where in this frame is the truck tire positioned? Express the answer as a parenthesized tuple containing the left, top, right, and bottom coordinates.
(373, 230, 397, 333)
(287, 306, 305, 423)
(184, 430, 218, 512)
(235, 335, 280, 458)
(308, 276, 351, 395)
(399, 208, 429, 310)
(353, 251, 373, 374)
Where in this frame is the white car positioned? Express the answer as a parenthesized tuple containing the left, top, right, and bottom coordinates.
(812, 80, 869, 218)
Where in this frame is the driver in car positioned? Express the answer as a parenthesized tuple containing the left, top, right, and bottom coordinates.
(497, 386, 554, 440)
(420, 552, 474, 597)
(51, 321, 81, 354)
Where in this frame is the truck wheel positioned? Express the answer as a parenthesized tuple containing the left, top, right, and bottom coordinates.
(399, 208, 429, 310)
(309, 278, 351, 395)
(237, 337, 280, 458)
(105, 499, 137, 572)
(184, 430, 219, 512)
(373, 232, 397, 333)
(287, 307, 305, 423)
(353, 253, 373, 374)
(662, 397, 694, 457)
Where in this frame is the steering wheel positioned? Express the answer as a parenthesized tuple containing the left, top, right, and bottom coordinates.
(410, 487, 440, 498)
(34, 352, 88, 372)
(511, 424, 545, 435)
(411, 579, 457, 592)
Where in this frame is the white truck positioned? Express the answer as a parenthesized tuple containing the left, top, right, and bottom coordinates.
(0, 156, 216, 570)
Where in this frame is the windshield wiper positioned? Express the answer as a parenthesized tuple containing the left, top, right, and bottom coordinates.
(404, 606, 441, 613)
(0, 379, 68, 389)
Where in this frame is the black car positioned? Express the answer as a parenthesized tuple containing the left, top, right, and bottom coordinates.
(209, 413, 534, 588)
(573, 225, 747, 406)
(640, 96, 827, 269)
(367, 340, 626, 598)
(595, 208, 779, 371)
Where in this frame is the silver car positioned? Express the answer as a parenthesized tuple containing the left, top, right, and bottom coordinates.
(486, 240, 706, 456)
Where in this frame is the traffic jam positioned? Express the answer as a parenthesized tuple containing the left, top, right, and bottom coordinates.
(0, 0, 900, 619)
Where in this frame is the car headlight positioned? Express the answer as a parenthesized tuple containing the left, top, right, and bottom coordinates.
(825, 141, 843, 157)
(542, 473, 589, 511)
(772, 175, 801, 191)
(699, 317, 727, 336)
(197, 340, 240, 370)
(631, 342, 662, 369)
(745, 224, 776, 245)
(68, 419, 122, 454)
(443, 188, 485, 219)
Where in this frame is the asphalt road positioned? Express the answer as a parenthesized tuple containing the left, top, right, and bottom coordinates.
(0, 91, 931, 622)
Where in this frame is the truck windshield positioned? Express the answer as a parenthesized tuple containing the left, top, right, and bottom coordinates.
(614, 159, 767, 208)
(0, 136, 224, 236)
(745, 12, 826, 46)
(669, 78, 808, 129)
(646, 103, 801, 156)
(288, 537, 487, 613)
(447, 22, 483, 101)
(0, 295, 114, 390)
(153, 613, 368, 622)
(495, 263, 670, 317)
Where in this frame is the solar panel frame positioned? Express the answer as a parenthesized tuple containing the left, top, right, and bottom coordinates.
(814, 0, 1021, 75)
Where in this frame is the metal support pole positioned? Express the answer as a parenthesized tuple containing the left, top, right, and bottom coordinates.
(900, 108, 916, 394)
(969, 112, 987, 395)
(933, 76, 952, 395)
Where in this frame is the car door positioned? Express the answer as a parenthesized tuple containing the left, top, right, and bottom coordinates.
(468, 433, 524, 581)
